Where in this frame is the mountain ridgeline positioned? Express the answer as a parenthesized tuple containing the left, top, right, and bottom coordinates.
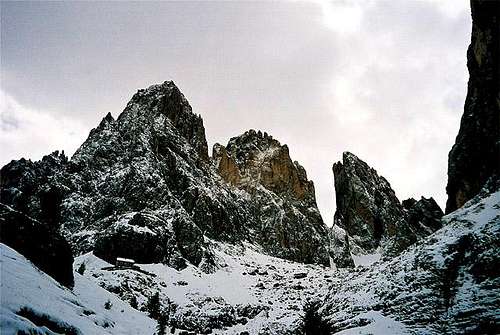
(0, 79, 452, 279)
(0, 81, 330, 282)
(0, 1, 499, 333)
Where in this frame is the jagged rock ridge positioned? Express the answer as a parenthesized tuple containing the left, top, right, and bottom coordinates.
(446, 0, 499, 214)
(330, 152, 443, 267)
(0, 81, 330, 271)
(213, 130, 330, 265)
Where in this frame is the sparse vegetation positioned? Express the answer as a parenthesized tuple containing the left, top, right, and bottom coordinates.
(301, 302, 331, 335)
(104, 299, 113, 310)
(16, 306, 79, 335)
(77, 262, 86, 275)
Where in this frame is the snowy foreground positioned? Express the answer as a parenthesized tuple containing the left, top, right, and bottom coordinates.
(0, 243, 156, 335)
(0, 240, 332, 334)
(1, 189, 499, 334)
(75, 242, 333, 334)
(319, 188, 500, 334)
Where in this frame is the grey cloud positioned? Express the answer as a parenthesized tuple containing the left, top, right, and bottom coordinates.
(0, 1, 471, 223)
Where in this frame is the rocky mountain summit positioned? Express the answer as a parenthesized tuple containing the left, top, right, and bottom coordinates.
(446, 0, 499, 213)
(330, 152, 443, 267)
(214, 130, 314, 201)
(213, 130, 329, 265)
(1, 1, 499, 333)
(0, 81, 330, 279)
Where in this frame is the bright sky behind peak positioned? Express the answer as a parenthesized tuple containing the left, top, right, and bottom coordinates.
(0, 0, 471, 225)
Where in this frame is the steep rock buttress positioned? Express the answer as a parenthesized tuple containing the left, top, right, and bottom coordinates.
(446, 0, 500, 213)
(213, 130, 330, 265)
(330, 152, 443, 267)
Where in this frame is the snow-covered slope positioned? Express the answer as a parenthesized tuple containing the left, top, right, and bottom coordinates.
(3, 182, 497, 334)
(0, 243, 156, 335)
(76, 240, 332, 334)
(0, 81, 331, 271)
(317, 182, 500, 334)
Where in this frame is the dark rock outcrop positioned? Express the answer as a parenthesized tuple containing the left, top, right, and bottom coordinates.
(0, 151, 70, 229)
(92, 211, 201, 270)
(330, 152, 443, 266)
(403, 196, 444, 234)
(0, 204, 74, 288)
(446, 0, 500, 214)
(1, 81, 330, 268)
(332, 152, 406, 252)
(213, 130, 330, 265)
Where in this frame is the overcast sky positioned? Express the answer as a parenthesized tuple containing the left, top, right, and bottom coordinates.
(1, 1, 471, 224)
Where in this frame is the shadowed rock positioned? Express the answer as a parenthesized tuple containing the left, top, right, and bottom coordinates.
(331, 152, 443, 267)
(0, 204, 74, 288)
(446, 0, 500, 214)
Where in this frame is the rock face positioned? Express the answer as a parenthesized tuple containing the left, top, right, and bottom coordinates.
(446, 0, 500, 214)
(0, 81, 330, 269)
(0, 204, 74, 288)
(0, 151, 70, 229)
(214, 130, 313, 201)
(332, 152, 406, 252)
(213, 130, 330, 265)
(318, 178, 500, 334)
(330, 152, 443, 266)
(403, 196, 444, 234)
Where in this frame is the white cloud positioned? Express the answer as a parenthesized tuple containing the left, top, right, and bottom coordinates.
(0, 90, 89, 166)
(315, 0, 367, 34)
(1, 0, 471, 223)
(424, 0, 469, 18)
(315, 0, 469, 214)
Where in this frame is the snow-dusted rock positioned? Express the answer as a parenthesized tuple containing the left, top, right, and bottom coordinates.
(318, 179, 500, 334)
(0, 81, 330, 272)
(330, 152, 443, 267)
(75, 240, 332, 334)
(403, 196, 444, 235)
(213, 130, 330, 265)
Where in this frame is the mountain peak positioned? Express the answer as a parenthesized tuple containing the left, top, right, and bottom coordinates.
(214, 130, 314, 202)
(119, 80, 209, 160)
(97, 112, 115, 129)
(330, 151, 443, 268)
(226, 129, 280, 154)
